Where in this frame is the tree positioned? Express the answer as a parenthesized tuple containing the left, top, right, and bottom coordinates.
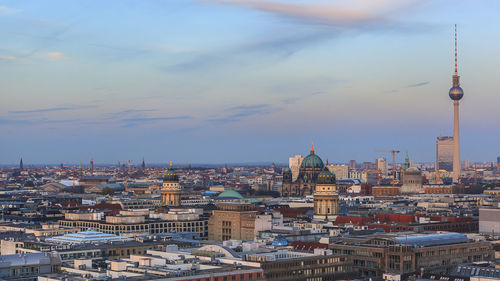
(101, 187, 114, 195)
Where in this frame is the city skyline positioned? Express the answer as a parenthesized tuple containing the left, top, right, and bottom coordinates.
(2, 0, 500, 164)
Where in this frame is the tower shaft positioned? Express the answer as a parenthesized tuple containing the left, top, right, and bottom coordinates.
(453, 100, 460, 182)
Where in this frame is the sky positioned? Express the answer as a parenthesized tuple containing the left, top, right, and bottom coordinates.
(1, 0, 500, 165)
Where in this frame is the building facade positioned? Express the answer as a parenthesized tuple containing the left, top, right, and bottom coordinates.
(401, 167, 423, 194)
(208, 203, 257, 241)
(59, 211, 208, 238)
(289, 155, 304, 182)
(436, 136, 454, 172)
(313, 167, 339, 222)
(329, 232, 493, 279)
(161, 164, 182, 206)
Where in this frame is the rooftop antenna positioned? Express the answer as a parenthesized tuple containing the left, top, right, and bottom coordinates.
(454, 24, 458, 75)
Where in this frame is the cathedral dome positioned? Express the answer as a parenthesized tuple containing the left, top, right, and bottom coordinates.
(316, 167, 336, 185)
(164, 163, 179, 182)
(283, 167, 292, 173)
(300, 144, 324, 169)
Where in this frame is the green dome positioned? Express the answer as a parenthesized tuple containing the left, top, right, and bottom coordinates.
(218, 190, 244, 199)
(317, 167, 336, 185)
(283, 167, 292, 173)
(164, 167, 179, 182)
(300, 147, 324, 169)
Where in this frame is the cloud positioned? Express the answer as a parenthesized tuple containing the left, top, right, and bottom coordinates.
(208, 104, 276, 124)
(281, 91, 325, 105)
(9, 105, 97, 114)
(46, 51, 68, 61)
(104, 109, 157, 120)
(386, 81, 430, 94)
(0, 117, 83, 126)
(168, 0, 428, 72)
(121, 116, 191, 128)
(122, 116, 191, 123)
(406, 81, 430, 88)
(203, 0, 422, 27)
(0, 5, 20, 14)
(166, 31, 334, 72)
(10, 107, 73, 114)
(0, 56, 20, 61)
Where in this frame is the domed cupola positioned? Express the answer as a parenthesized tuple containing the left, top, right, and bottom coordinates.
(300, 143, 324, 169)
(316, 165, 336, 185)
(164, 162, 179, 183)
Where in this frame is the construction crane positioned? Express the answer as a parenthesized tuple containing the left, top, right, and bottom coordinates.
(375, 150, 400, 187)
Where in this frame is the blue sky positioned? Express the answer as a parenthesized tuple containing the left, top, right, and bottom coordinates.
(1, 0, 499, 165)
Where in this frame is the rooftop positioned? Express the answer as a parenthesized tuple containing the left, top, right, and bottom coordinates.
(46, 230, 133, 244)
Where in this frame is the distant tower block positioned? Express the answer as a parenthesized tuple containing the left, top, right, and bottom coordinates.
(449, 24, 464, 183)
(19, 158, 23, 171)
(161, 162, 182, 206)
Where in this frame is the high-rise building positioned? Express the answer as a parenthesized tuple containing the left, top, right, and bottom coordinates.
(463, 159, 471, 169)
(288, 154, 303, 181)
(349, 160, 356, 170)
(361, 162, 375, 170)
(376, 157, 388, 176)
(19, 158, 23, 171)
(449, 24, 464, 183)
(436, 136, 454, 172)
(327, 164, 349, 179)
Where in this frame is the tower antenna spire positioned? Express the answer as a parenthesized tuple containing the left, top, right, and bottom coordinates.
(454, 24, 458, 75)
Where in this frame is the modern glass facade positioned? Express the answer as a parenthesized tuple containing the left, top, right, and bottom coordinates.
(436, 136, 454, 172)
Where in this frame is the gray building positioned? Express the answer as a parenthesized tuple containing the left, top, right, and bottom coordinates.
(436, 136, 454, 172)
(479, 208, 500, 235)
(0, 252, 60, 280)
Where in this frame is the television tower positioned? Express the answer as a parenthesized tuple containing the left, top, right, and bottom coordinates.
(449, 24, 464, 183)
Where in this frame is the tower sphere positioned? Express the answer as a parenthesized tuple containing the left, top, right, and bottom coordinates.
(449, 86, 464, 100)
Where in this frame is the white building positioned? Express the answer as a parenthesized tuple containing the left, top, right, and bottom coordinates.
(289, 155, 303, 181)
(376, 157, 388, 176)
(479, 208, 500, 235)
(327, 164, 349, 179)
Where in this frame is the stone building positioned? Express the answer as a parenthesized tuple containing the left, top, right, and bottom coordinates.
(208, 203, 256, 241)
(161, 163, 182, 206)
(59, 209, 208, 238)
(313, 166, 339, 222)
(282, 144, 325, 196)
(245, 249, 353, 281)
(401, 167, 423, 194)
(329, 232, 493, 279)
